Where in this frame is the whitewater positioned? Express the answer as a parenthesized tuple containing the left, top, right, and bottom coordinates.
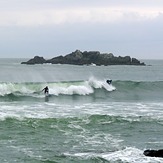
(0, 58, 163, 163)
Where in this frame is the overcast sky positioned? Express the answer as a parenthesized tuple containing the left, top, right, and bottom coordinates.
(0, 0, 163, 59)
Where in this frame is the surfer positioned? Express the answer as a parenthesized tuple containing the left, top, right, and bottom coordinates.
(42, 86, 49, 94)
(106, 79, 112, 85)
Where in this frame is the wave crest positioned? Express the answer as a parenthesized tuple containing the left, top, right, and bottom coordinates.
(0, 78, 116, 98)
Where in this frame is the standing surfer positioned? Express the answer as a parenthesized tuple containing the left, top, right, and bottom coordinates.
(106, 80, 112, 85)
(42, 86, 49, 95)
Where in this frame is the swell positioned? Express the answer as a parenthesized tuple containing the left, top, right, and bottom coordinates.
(114, 80, 163, 92)
(112, 80, 163, 102)
(1, 114, 162, 124)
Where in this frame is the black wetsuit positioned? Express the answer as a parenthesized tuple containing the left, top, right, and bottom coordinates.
(43, 87, 49, 94)
(106, 80, 112, 85)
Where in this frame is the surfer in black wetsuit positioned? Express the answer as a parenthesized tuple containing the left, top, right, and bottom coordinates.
(106, 80, 112, 85)
(42, 86, 49, 94)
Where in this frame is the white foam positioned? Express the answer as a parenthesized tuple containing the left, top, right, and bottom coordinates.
(0, 83, 37, 96)
(49, 77, 116, 96)
(64, 147, 163, 163)
(50, 84, 94, 96)
(102, 147, 163, 163)
(0, 83, 14, 95)
(0, 101, 163, 121)
(87, 77, 116, 91)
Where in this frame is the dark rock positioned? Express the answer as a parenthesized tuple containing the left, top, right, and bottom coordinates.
(21, 50, 146, 66)
(46, 56, 64, 64)
(21, 56, 46, 65)
(132, 58, 145, 65)
(144, 149, 163, 158)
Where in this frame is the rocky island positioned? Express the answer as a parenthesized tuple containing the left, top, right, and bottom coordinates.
(21, 50, 145, 66)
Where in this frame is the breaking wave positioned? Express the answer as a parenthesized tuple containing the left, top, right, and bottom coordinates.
(0, 78, 163, 102)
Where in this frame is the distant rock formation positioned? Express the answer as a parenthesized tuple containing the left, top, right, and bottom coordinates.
(21, 50, 145, 66)
(21, 56, 46, 64)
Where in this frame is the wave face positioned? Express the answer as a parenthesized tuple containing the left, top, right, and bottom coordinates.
(112, 80, 163, 102)
(0, 78, 162, 102)
(0, 78, 115, 102)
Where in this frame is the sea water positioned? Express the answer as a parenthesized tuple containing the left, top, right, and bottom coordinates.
(0, 58, 163, 163)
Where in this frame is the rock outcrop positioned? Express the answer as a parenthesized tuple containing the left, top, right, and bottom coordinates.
(21, 50, 145, 66)
(144, 149, 163, 158)
(21, 56, 46, 65)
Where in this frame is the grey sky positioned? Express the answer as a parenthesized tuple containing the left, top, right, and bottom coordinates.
(0, 0, 163, 59)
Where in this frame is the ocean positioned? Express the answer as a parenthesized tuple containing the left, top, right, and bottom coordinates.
(0, 58, 163, 163)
